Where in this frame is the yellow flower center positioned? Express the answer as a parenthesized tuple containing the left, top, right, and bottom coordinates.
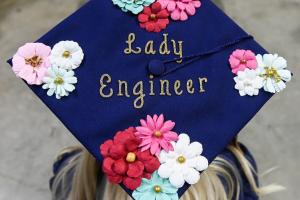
(264, 67, 281, 83)
(62, 51, 71, 58)
(150, 14, 157, 20)
(177, 156, 186, 164)
(126, 152, 136, 163)
(240, 59, 247, 64)
(25, 56, 43, 68)
(54, 76, 64, 85)
(153, 185, 162, 193)
(153, 131, 162, 138)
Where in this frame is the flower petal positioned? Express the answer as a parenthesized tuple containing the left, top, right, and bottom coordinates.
(64, 83, 76, 92)
(100, 139, 113, 157)
(174, 134, 190, 153)
(263, 54, 275, 66)
(160, 120, 175, 132)
(256, 54, 265, 68)
(184, 142, 203, 158)
(180, 11, 188, 21)
(156, 114, 165, 130)
(143, 157, 160, 173)
(17, 43, 36, 58)
(138, 13, 149, 23)
(35, 43, 51, 57)
(163, 131, 178, 141)
(192, 0, 201, 8)
(194, 156, 208, 171)
(277, 69, 292, 82)
(167, 1, 176, 11)
(169, 172, 185, 188)
(146, 115, 156, 130)
(112, 159, 128, 175)
(274, 80, 286, 93)
(136, 126, 153, 135)
(184, 168, 200, 185)
(109, 144, 127, 160)
(150, 140, 160, 155)
(123, 177, 142, 190)
(186, 3, 196, 15)
(170, 9, 181, 20)
(158, 163, 173, 178)
(127, 161, 145, 178)
(273, 56, 287, 70)
(264, 78, 276, 93)
(102, 157, 116, 175)
(151, 2, 162, 13)
(107, 174, 123, 184)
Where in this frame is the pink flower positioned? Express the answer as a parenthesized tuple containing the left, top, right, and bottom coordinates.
(229, 49, 258, 74)
(12, 43, 51, 85)
(135, 114, 178, 156)
(158, 0, 201, 21)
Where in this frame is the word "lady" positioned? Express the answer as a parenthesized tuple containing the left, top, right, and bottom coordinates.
(124, 33, 184, 63)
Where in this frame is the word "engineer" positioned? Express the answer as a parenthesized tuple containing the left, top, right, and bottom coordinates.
(99, 74, 208, 109)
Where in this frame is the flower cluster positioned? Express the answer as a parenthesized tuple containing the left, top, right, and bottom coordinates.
(113, 0, 155, 14)
(229, 49, 292, 96)
(12, 41, 84, 99)
(138, 2, 170, 33)
(133, 171, 178, 200)
(100, 127, 160, 190)
(158, 134, 208, 188)
(99, 114, 208, 200)
(135, 114, 178, 155)
(112, 0, 202, 32)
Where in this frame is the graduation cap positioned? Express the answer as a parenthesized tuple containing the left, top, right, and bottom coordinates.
(8, 0, 292, 199)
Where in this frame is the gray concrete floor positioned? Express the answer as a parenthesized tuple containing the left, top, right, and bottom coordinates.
(0, 0, 299, 200)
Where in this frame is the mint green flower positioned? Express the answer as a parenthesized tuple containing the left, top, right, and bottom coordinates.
(112, 0, 155, 14)
(132, 171, 178, 200)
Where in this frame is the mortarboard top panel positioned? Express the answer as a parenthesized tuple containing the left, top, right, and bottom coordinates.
(8, 0, 275, 198)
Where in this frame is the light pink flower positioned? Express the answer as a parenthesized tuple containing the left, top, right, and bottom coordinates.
(229, 49, 258, 74)
(135, 114, 179, 156)
(12, 43, 51, 85)
(158, 0, 201, 21)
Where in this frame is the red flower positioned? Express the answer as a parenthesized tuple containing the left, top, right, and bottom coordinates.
(138, 2, 170, 33)
(100, 127, 160, 190)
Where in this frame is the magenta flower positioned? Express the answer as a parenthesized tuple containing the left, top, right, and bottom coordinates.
(158, 0, 201, 21)
(12, 43, 51, 85)
(135, 114, 178, 156)
(229, 49, 258, 74)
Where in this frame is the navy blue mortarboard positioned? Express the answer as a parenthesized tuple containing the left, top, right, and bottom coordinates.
(8, 0, 293, 199)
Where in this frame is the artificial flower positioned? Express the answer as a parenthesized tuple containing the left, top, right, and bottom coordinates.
(135, 114, 178, 156)
(233, 68, 263, 96)
(256, 54, 292, 93)
(112, 0, 155, 15)
(100, 127, 160, 190)
(133, 171, 178, 200)
(158, 0, 201, 21)
(42, 66, 77, 99)
(138, 2, 170, 33)
(158, 134, 208, 188)
(50, 41, 84, 70)
(229, 49, 258, 74)
(12, 43, 51, 85)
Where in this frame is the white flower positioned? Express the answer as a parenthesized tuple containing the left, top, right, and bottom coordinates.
(42, 66, 77, 99)
(158, 134, 208, 188)
(256, 54, 292, 93)
(50, 41, 84, 70)
(234, 68, 263, 96)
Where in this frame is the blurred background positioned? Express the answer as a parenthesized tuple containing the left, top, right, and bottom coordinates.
(0, 0, 299, 199)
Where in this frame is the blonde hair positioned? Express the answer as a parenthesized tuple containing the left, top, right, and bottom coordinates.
(51, 140, 284, 200)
